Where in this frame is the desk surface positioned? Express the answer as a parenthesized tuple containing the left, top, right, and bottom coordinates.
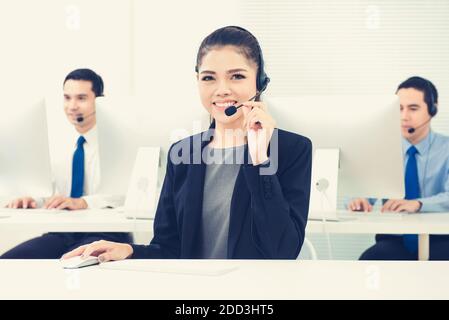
(1, 210, 444, 262)
(0, 260, 448, 299)
(0, 209, 152, 233)
(307, 212, 449, 234)
(1, 209, 449, 235)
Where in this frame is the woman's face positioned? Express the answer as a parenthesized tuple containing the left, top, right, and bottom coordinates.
(197, 45, 258, 126)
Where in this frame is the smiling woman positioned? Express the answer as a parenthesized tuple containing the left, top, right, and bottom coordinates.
(62, 26, 313, 262)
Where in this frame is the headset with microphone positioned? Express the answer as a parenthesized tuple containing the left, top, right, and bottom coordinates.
(65, 71, 103, 125)
(407, 117, 432, 134)
(195, 26, 271, 118)
(76, 111, 96, 123)
(224, 27, 270, 117)
(224, 78, 270, 116)
(406, 79, 438, 134)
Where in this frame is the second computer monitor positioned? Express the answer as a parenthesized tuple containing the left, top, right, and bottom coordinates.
(267, 95, 405, 201)
(0, 98, 53, 199)
(95, 96, 209, 197)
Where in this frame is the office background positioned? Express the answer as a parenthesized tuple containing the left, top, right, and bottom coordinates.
(1, 0, 448, 259)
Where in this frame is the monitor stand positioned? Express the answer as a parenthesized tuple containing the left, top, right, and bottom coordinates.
(309, 148, 339, 216)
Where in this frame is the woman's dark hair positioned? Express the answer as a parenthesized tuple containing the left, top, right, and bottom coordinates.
(63, 68, 105, 97)
(195, 26, 268, 91)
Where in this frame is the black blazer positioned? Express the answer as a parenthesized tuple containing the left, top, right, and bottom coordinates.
(131, 128, 312, 259)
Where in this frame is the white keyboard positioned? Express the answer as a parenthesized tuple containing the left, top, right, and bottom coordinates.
(100, 261, 239, 276)
(343, 211, 411, 219)
(0, 208, 67, 214)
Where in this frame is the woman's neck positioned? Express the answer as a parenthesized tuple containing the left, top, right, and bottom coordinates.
(211, 119, 247, 148)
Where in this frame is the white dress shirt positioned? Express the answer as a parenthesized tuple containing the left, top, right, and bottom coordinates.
(40, 126, 124, 209)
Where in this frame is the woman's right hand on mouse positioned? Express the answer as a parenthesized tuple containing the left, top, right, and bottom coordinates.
(61, 240, 134, 263)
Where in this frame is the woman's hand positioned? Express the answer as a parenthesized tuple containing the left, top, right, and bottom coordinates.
(61, 240, 134, 263)
(241, 101, 276, 166)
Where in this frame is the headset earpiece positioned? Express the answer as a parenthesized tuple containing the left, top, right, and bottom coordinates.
(426, 80, 438, 117)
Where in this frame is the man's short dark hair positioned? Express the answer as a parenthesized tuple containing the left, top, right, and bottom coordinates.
(397, 76, 438, 110)
(63, 69, 104, 97)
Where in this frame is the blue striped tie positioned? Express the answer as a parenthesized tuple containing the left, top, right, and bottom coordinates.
(70, 136, 86, 198)
(403, 146, 420, 254)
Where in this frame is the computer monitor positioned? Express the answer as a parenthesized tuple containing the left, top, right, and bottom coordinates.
(266, 95, 405, 214)
(0, 99, 53, 199)
(95, 96, 209, 199)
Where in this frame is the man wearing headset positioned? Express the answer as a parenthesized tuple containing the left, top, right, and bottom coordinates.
(1, 69, 130, 259)
(348, 76, 449, 260)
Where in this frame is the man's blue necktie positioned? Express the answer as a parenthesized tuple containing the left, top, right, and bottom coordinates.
(403, 145, 420, 254)
(70, 136, 86, 198)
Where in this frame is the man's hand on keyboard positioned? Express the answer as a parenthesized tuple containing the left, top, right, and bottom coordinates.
(348, 198, 373, 212)
(6, 197, 37, 209)
(381, 199, 422, 213)
(43, 196, 88, 211)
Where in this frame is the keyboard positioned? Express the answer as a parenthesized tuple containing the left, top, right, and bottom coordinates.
(0, 208, 67, 214)
(100, 261, 239, 276)
(342, 211, 410, 219)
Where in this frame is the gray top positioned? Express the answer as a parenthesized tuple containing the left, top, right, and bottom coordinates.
(200, 144, 246, 259)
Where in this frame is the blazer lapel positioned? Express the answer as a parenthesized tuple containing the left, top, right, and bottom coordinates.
(180, 130, 212, 258)
(228, 144, 252, 258)
(181, 161, 206, 258)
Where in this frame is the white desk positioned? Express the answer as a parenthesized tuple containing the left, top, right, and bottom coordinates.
(0, 209, 152, 233)
(0, 260, 448, 299)
(306, 211, 449, 260)
(1, 209, 448, 261)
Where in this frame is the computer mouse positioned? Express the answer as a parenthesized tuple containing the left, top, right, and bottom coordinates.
(61, 256, 100, 269)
